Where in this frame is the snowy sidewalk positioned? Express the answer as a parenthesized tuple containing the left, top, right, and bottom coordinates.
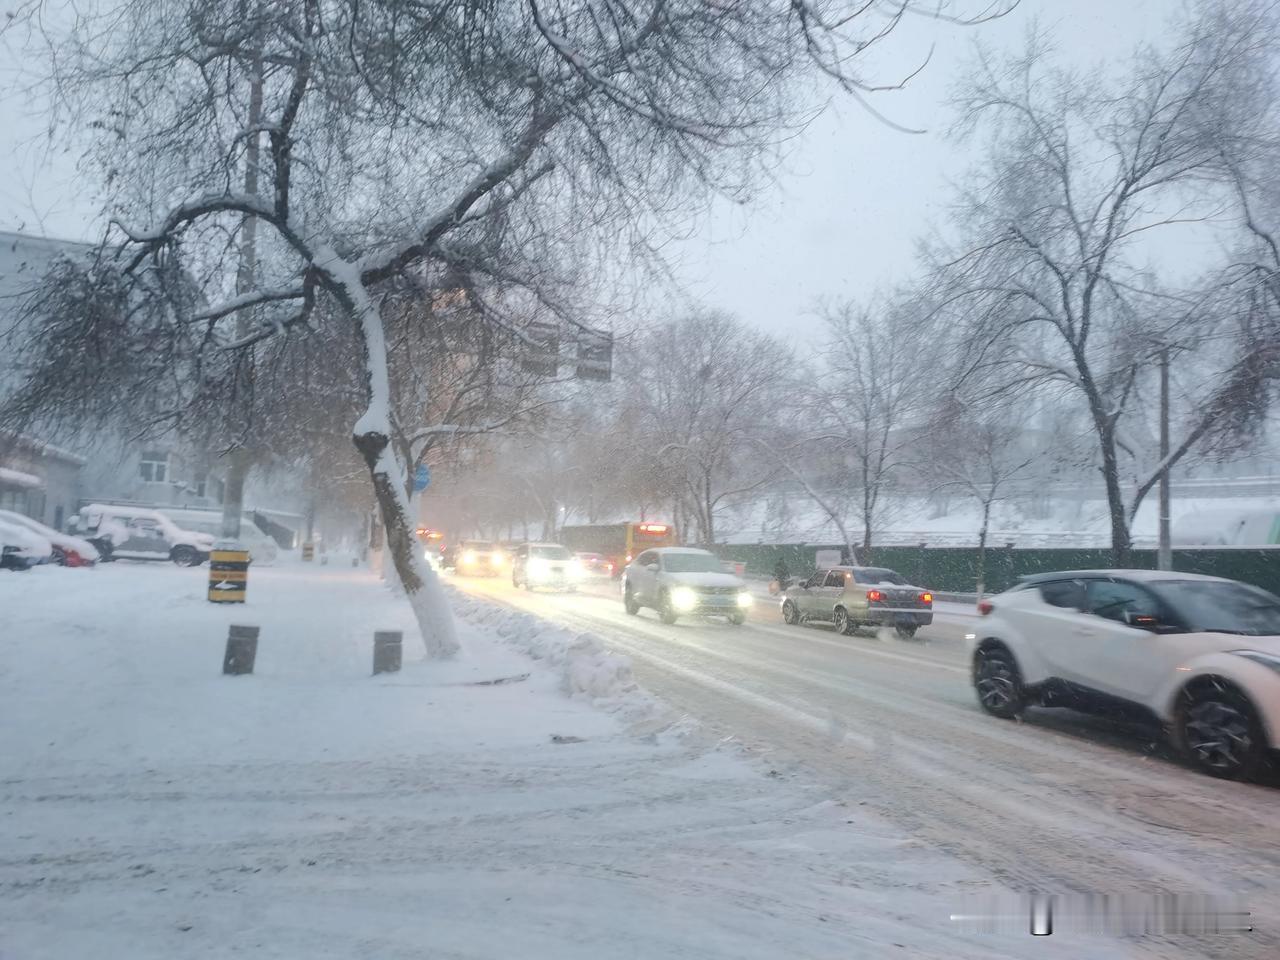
(3, 561, 1092, 959)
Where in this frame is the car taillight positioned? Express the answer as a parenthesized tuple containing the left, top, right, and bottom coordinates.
(866, 589, 884, 603)
(978, 600, 994, 616)
(920, 592, 933, 605)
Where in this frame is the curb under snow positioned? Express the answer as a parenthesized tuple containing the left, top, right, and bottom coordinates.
(446, 587, 679, 731)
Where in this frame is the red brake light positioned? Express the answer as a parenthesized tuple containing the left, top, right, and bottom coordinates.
(978, 600, 994, 616)
(920, 592, 933, 605)
(866, 589, 884, 603)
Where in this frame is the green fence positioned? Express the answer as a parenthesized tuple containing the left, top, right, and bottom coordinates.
(712, 543, 1280, 596)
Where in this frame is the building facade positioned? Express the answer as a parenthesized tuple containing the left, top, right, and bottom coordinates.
(1, 229, 225, 528)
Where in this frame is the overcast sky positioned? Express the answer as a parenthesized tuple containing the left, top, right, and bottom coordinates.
(1, 0, 1171, 334)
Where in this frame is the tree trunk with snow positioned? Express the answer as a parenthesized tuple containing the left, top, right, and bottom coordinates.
(323, 248, 458, 659)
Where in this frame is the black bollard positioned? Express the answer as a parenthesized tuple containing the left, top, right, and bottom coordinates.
(372, 630, 402, 676)
(223, 624, 259, 675)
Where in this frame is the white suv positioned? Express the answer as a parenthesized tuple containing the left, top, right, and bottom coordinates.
(968, 569, 1280, 780)
(71, 504, 215, 566)
(622, 547, 752, 625)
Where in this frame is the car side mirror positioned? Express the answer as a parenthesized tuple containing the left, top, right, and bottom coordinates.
(645, 563, 659, 572)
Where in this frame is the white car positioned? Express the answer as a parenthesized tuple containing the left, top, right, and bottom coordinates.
(621, 546, 752, 625)
(510, 542, 584, 591)
(0, 509, 99, 566)
(0, 518, 55, 570)
(70, 504, 215, 567)
(968, 569, 1280, 780)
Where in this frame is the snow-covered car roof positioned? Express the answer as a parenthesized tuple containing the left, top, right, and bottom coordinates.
(649, 547, 713, 555)
(0, 509, 97, 557)
(0, 518, 53, 556)
(80, 503, 167, 520)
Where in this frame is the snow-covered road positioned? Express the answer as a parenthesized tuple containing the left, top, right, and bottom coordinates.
(455, 573, 1280, 960)
(3, 560, 1142, 959)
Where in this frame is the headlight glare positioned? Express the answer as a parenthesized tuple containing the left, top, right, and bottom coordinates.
(737, 592, 753, 608)
(671, 587, 698, 611)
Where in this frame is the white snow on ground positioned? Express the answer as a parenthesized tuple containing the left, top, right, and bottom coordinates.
(448, 587, 665, 725)
(2, 560, 1122, 958)
(722, 493, 1280, 547)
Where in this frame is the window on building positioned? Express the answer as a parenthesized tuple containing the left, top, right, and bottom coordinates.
(139, 451, 169, 483)
(194, 477, 207, 498)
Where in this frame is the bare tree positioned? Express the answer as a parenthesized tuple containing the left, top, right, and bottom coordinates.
(628, 312, 790, 545)
(6, 0, 1010, 655)
(786, 296, 933, 561)
(935, 8, 1280, 563)
(922, 397, 1039, 595)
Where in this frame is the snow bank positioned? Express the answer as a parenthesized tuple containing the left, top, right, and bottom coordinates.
(448, 587, 666, 725)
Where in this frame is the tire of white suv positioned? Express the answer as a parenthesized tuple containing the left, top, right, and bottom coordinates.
(170, 545, 203, 567)
(973, 643, 1026, 719)
(623, 585, 640, 616)
(1177, 681, 1267, 781)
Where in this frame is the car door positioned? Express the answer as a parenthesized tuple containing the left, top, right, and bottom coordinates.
(998, 578, 1093, 682)
(794, 570, 827, 616)
(116, 517, 172, 557)
(820, 569, 849, 620)
(1076, 578, 1175, 701)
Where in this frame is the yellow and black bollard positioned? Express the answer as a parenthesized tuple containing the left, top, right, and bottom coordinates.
(208, 546, 250, 603)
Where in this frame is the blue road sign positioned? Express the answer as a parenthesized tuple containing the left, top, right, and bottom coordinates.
(413, 464, 431, 493)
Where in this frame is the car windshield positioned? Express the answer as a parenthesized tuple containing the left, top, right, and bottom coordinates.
(531, 545, 571, 559)
(852, 568, 906, 585)
(662, 552, 723, 573)
(1155, 580, 1280, 636)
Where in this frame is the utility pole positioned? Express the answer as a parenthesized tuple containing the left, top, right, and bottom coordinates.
(1158, 347, 1172, 571)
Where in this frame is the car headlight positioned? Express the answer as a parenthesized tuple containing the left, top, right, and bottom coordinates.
(461, 549, 477, 564)
(671, 587, 698, 611)
(1231, 650, 1280, 674)
(737, 592, 753, 608)
(490, 550, 506, 566)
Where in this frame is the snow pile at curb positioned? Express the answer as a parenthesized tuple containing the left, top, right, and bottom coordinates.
(448, 588, 670, 726)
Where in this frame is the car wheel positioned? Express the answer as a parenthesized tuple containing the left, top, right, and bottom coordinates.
(729, 612, 746, 626)
(91, 539, 114, 562)
(973, 644, 1025, 719)
(895, 625, 918, 640)
(512, 571, 520, 588)
(832, 607, 855, 636)
(170, 545, 203, 567)
(624, 586, 640, 616)
(658, 592, 679, 625)
(1179, 683, 1267, 781)
(782, 600, 800, 626)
